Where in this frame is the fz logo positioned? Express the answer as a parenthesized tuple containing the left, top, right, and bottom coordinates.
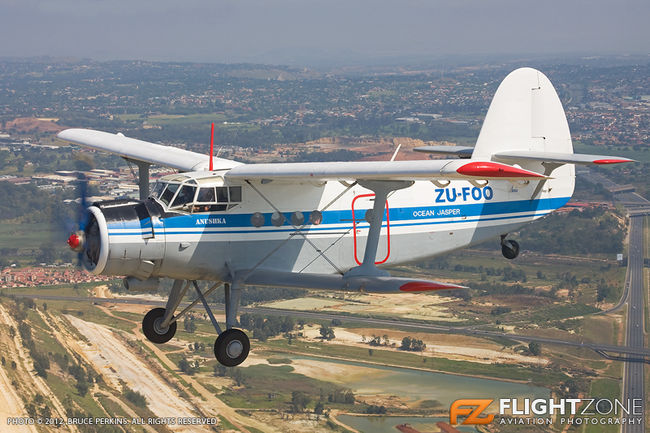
(449, 399, 495, 425)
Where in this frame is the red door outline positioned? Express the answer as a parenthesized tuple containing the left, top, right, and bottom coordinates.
(352, 193, 391, 265)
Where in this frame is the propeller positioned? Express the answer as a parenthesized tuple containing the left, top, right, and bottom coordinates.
(66, 172, 90, 266)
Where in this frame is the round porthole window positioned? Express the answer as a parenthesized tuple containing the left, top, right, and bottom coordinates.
(291, 211, 305, 226)
(251, 212, 265, 227)
(271, 211, 285, 227)
(309, 210, 322, 225)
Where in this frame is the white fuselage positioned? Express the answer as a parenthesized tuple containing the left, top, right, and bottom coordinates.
(96, 173, 573, 281)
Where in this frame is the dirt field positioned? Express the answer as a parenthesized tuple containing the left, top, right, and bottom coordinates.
(264, 292, 460, 322)
(64, 315, 199, 431)
(300, 325, 548, 365)
(5, 117, 63, 134)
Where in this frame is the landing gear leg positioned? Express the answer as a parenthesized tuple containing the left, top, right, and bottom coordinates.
(500, 235, 520, 260)
(191, 280, 250, 366)
(142, 279, 188, 344)
(142, 279, 250, 366)
(214, 282, 249, 366)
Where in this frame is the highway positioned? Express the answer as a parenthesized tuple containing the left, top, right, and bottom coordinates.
(580, 168, 647, 433)
(621, 217, 646, 433)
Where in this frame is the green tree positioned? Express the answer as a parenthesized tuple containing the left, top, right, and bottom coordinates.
(528, 342, 542, 356)
(124, 387, 147, 408)
(291, 391, 310, 413)
(75, 380, 88, 397)
(183, 317, 196, 333)
(319, 325, 335, 340)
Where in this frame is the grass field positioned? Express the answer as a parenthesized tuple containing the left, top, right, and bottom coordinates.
(583, 379, 621, 433)
(145, 113, 228, 126)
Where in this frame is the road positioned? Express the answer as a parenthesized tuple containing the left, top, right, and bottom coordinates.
(621, 217, 646, 433)
(580, 168, 647, 432)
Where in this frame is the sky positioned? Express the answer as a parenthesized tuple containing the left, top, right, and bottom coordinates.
(0, 0, 648, 66)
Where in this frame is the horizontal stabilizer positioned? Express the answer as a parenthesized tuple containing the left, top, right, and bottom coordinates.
(413, 145, 474, 158)
(240, 269, 466, 293)
(493, 151, 634, 165)
(57, 128, 240, 172)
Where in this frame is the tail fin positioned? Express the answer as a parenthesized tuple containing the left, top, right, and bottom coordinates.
(473, 67, 573, 159)
(412, 67, 631, 200)
(473, 67, 575, 198)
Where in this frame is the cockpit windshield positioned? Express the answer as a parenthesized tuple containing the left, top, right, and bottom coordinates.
(151, 176, 242, 213)
(159, 183, 179, 206)
(171, 185, 197, 208)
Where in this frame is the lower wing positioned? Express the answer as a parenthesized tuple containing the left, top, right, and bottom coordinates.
(239, 269, 466, 293)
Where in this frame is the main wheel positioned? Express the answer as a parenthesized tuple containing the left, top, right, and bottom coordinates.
(214, 329, 250, 367)
(501, 239, 520, 260)
(142, 307, 177, 344)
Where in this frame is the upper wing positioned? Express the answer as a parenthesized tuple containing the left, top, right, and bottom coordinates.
(57, 128, 240, 172)
(225, 159, 548, 182)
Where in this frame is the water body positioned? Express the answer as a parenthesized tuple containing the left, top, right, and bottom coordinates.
(290, 355, 549, 406)
(337, 414, 477, 433)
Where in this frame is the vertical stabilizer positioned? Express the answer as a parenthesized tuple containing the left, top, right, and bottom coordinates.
(472, 68, 574, 198)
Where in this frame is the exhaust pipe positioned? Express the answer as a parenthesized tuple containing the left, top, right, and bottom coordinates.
(123, 277, 160, 292)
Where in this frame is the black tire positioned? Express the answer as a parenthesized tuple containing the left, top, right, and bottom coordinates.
(142, 307, 177, 344)
(214, 329, 250, 367)
(501, 239, 520, 260)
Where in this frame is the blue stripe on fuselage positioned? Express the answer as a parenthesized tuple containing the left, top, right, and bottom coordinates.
(106, 196, 569, 235)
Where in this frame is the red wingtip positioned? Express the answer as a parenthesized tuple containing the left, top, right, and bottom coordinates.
(399, 281, 464, 292)
(457, 161, 545, 178)
(209, 122, 215, 171)
(593, 159, 631, 165)
(67, 233, 80, 250)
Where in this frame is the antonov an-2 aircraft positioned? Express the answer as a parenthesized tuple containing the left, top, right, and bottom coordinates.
(58, 68, 632, 366)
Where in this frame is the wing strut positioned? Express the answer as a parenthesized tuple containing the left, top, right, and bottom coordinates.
(345, 180, 412, 278)
(125, 158, 151, 200)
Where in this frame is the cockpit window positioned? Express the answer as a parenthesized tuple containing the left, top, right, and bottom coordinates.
(150, 182, 165, 199)
(154, 178, 243, 213)
(159, 183, 179, 206)
(171, 185, 197, 208)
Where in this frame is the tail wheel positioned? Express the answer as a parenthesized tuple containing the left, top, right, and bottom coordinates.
(142, 307, 177, 344)
(501, 239, 520, 260)
(214, 329, 250, 367)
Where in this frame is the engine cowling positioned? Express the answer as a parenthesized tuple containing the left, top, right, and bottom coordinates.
(79, 199, 166, 279)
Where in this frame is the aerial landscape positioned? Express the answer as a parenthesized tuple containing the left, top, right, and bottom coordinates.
(0, 55, 647, 433)
(0, 1, 648, 433)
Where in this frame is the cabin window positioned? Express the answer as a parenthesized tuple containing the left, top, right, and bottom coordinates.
(216, 187, 229, 203)
(229, 186, 242, 202)
(159, 183, 179, 206)
(196, 187, 216, 203)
